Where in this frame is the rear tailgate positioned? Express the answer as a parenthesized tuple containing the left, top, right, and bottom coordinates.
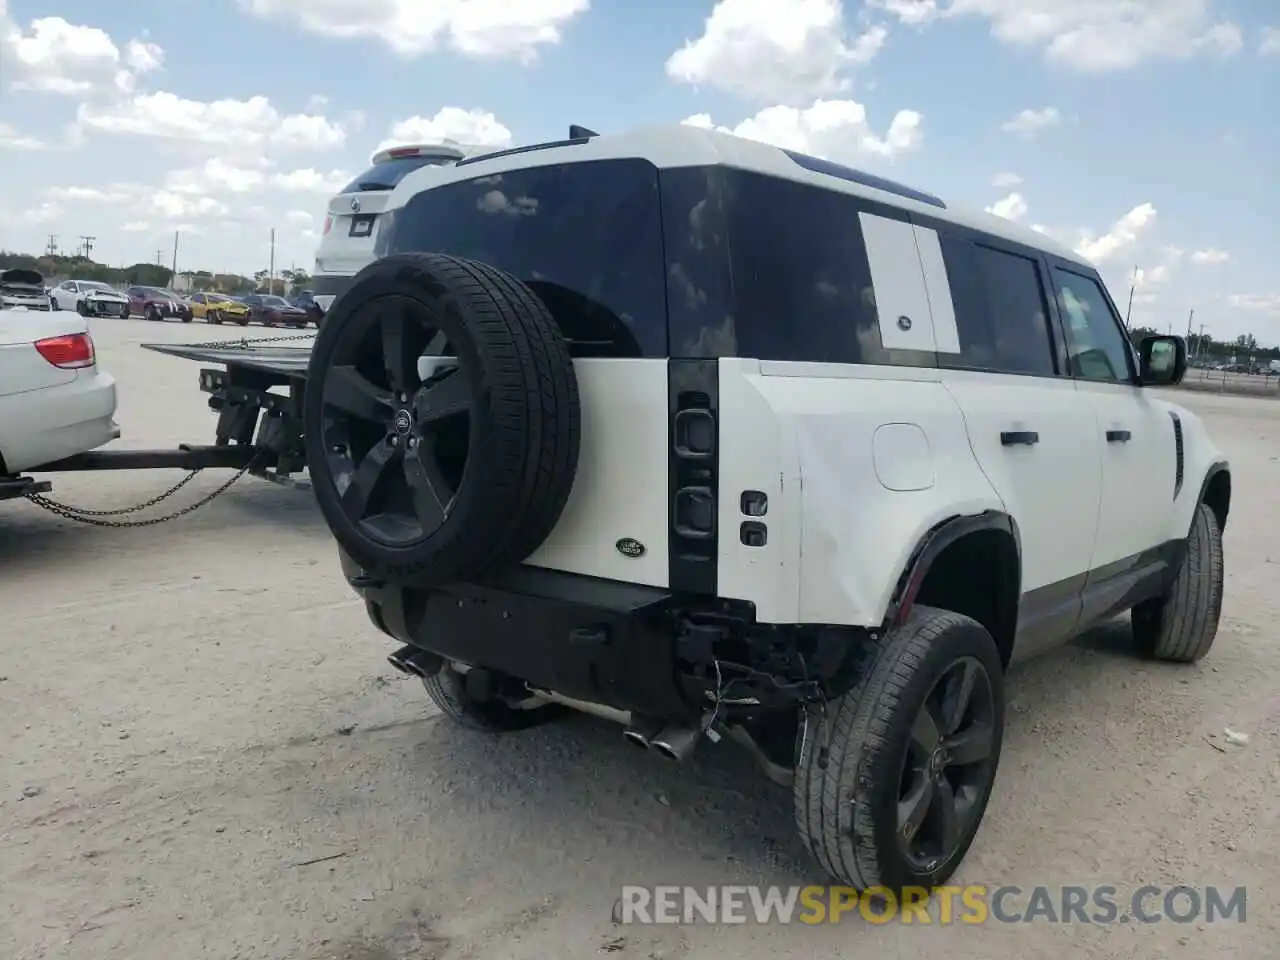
(0, 309, 86, 395)
(315, 191, 393, 277)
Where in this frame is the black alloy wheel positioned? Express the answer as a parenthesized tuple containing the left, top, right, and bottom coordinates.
(896, 655, 997, 871)
(319, 295, 467, 548)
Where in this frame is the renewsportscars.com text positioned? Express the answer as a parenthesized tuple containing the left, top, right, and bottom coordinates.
(616, 884, 1247, 926)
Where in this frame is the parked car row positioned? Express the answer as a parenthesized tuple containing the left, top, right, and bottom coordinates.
(32, 276, 323, 327)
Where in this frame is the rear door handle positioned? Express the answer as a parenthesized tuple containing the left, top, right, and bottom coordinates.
(1106, 429, 1131, 443)
(1000, 430, 1039, 446)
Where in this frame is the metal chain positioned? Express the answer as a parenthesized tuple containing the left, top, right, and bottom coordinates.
(25, 469, 205, 516)
(23, 458, 261, 528)
(194, 331, 317, 351)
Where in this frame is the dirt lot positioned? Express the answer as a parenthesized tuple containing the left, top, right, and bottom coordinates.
(2, 317, 1277, 960)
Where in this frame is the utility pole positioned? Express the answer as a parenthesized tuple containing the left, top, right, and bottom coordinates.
(268, 228, 276, 295)
(155, 249, 164, 266)
(171, 230, 179, 280)
(45, 234, 58, 257)
(77, 235, 95, 259)
(1123, 264, 1138, 329)
(1198, 323, 1205, 360)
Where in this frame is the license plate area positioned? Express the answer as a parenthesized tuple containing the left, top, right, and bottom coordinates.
(348, 214, 376, 238)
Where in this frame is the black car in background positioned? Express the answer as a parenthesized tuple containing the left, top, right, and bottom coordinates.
(243, 293, 309, 327)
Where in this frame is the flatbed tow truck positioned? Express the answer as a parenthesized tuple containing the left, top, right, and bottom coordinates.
(5, 333, 317, 524)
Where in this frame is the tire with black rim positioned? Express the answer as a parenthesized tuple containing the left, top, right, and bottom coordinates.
(1131, 502, 1224, 663)
(303, 252, 581, 589)
(146, 305, 160, 323)
(423, 667, 566, 732)
(794, 605, 1005, 893)
(76, 300, 88, 316)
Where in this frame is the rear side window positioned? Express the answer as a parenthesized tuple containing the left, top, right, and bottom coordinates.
(942, 238, 1057, 376)
(376, 159, 666, 357)
(661, 167, 900, 364)
(339, 156, 456, 194)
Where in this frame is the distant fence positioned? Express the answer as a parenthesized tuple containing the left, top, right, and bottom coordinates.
(1177, 358, 1280, 398)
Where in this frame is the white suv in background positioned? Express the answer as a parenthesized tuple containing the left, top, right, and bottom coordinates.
(311, 142, 496, 314)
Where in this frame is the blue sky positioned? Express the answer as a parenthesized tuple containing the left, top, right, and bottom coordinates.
(1, 0, 1276, 341)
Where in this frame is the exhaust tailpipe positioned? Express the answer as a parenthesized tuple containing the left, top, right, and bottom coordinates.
(387, 645, 443, 679)
(649, 722, 704, 761)
(622, 716, 664, 750)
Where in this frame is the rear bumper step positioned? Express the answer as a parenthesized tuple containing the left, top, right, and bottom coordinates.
(345, 553, 697, 720)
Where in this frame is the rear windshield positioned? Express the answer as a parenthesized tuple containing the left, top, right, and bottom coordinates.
(376, 158, 666, 357)
(340, 156, 456, 194)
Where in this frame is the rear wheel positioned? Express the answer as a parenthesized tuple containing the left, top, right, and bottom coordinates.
(795, 605, 1005, 893)
(423, 667, 566, 732)
(302, 252, 581, 589)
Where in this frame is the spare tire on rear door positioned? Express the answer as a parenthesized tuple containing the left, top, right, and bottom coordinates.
(303, 252, 581, 589)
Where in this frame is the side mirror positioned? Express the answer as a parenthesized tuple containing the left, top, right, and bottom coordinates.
(1139, 335, 1187, 386)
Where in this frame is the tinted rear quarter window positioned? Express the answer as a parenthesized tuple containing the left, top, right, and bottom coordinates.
(662, 167, 896, 364)
(377, 159, 667, 357)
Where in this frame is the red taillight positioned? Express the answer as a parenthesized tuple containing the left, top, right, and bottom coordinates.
(386, 147, 420, 159)
(35, 332, 95, 368)
(323, 215, 332, 235)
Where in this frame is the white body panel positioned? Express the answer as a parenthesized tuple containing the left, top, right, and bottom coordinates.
(940, 372, 1101, 591)
(1080, 383, 1179, 568)
(524, 359, 670, 587)
(0, 308, 119, 473)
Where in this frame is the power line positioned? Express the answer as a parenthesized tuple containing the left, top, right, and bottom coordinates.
(45, 234, 58, 257)
(77, 235, 96, 259)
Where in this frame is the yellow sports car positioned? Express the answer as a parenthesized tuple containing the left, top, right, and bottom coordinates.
(189, 292, 251, 325)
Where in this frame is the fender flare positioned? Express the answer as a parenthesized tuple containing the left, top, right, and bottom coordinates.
(882, 510, 1022, 631)
(1195, 459, 1230, 530)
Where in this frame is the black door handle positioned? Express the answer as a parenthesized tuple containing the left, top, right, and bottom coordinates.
(1106, 429, 1131, 443)
(1000, 430, 1039, 446)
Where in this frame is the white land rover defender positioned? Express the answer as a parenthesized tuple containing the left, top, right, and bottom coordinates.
(301, 125, 1230, 893)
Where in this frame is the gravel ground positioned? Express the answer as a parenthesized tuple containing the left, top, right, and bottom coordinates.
(2, 316, 1276, 960)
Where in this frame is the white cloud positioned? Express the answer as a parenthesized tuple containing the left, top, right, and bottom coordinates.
(271, 168, 351, 193)
(0, 123, 46, 150)
(285, 209, 314, 225)
(922, 0, 1243, 72)
(237, 0, 590, 61)
(1074, 202, 1157, 264)
(165, 158, 269, 195)
(152, 191, 229, 220)
(121, 221, 150, 232)
(46, 184, 133, 203)
(991, 170, 1021, 187)
(868, 0, 939, 26)
(2, 15, 162, 96)
(75, 92, 346, 151)
(682, 99, 923, 162)
(1227, 294, 1280, 315)
(124, 38, 164, 74)
(1190, 248, 1229, 265)
(1001, 106, 1060, 137)
(19, 202, 62, 224)
(376, 107, 513, 154)
(665, 0, 887, 104)
(1259, 26, 1280, 56)
(985, 191, 1027, 220)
